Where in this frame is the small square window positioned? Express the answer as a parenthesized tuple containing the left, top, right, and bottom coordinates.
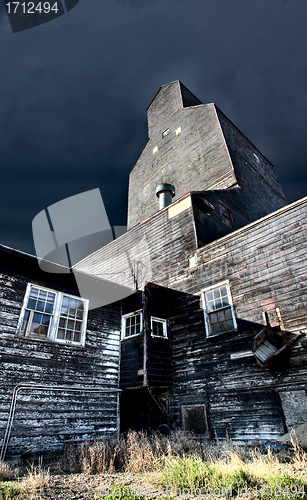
(122, 311, 142, 339)
(151, 317, 167, 338)
(17, 284, 88, 345)
(201, 281, 237, 337)
(219, 202, 233, 228)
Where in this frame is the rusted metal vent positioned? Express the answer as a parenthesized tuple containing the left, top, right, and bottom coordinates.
(156, 183, 175, 210)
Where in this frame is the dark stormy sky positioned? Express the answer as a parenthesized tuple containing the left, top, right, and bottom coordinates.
(0, 0, 307, 255)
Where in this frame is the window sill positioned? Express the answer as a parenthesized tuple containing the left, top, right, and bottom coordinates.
(121, 332, 143, 341)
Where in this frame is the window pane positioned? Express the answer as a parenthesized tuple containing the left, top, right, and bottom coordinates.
(226, 319, 234, 330)
(225, 308, 232, 320)
(44, 302, 53, 314)
(213, 289, 220, 300)
(212, 324, 219, 335)
(27, 298, 36, 310)
(29, 288, 39, 298)
(222, 296, 229, 307)
(33, 312, 42, 324)
(73, 332, 81, 343)
(217, 310, 225, 322)
(21, 310, 30, 332)
(76, 309, 83, 320)
(220, 286, 227, 297)
(38, 324, 48, 337)
(59, 317, 66, 328)
(218, 321, 227, 333)
(210, 312, 218, 324)
(36, 301, 45, 312)
(38, 290, 47, 300)
(47, 292, 56, 302)
(75, 321, 82, 331)
(62, 296, 69, 307)
(57, 328, 65, 340)
(215, 299, 222, 309)
(153, 321, 164, 337)
(68, 308, 76, 318)
(67, 319, 74, 330)
(66, 330, 73, 341)
(70, 298, 77, 309)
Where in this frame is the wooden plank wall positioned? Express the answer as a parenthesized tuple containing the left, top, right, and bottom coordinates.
(216, 106, 286, 220)
(128, 81, 237, 230)
(75, 197, 198, 290)
(0, 247, 121, 456)
(145, 284, 172, 388)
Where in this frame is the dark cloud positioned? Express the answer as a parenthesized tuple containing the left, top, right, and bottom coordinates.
(0, 0, 307, 253)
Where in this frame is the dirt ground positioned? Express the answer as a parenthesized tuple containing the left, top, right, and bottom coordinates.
(40, 472, 161, 500)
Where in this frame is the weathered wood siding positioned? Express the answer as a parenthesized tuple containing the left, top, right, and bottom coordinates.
(75, 195, 198, 290)
(120, 285, 172, 390)
(0, 246, 121, 456)
(145, 284, 172, 388)
(127, 81, 286, 230)
(192, 190, 250, 247)
(216, 107, 286, 220)
(165, 196, 307, 442)
(128, 81, 237, 229)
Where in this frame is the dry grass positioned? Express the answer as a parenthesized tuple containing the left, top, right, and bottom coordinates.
(58, 430, 206, 475)
(2, 431, 307, 499)
(0, 462, 50, 499)
(57, 430, 307, 477)
(19, 463, 50, 499)
(0, 460, 18, 481)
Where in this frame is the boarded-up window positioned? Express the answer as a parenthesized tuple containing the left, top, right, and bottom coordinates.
(181, 405, 208, 435)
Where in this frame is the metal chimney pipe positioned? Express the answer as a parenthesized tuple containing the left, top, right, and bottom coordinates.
(156, 183, 175, 210)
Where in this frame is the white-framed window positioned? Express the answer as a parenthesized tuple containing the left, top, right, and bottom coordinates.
(201, 280, 237, 337)
(150, 317, 167, 338)
(17, 283, 88, 346)
(121, 310, 142, 339)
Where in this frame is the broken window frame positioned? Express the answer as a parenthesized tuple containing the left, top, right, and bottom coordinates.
(121, 310, 143, 340)
(201, 280, 237, 337)
(219, 201, 234, 229)
(16, 283, 88, 346)
(150, 316, 167, 338)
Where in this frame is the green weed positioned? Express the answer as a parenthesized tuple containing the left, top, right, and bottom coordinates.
(0, 481, 20, 500)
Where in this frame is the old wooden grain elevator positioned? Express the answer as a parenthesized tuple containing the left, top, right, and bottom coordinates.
(1, 80, 307, 456)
